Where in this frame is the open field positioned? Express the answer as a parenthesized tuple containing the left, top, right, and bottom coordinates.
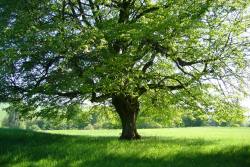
(0, 127, 250, 167)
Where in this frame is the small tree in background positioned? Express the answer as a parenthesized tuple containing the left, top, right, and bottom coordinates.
(2, 106, 20, 128)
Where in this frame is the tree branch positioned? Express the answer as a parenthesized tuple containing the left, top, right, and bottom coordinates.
(55, 91, 81, 98)
(175, 57, 218, 67)
(90, 92, 111, 102)
(67, 0, 82, 26)
(88, 0, 101, 24)
(77, 0, 91, 26)
(148, 83, 185, 91)
(61, 0, 66, 20)
(133, 6, 159, 21)
(142, 54, 156, 73)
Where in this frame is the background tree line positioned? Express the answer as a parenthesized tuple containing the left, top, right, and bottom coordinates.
(1, 99, 249, 130)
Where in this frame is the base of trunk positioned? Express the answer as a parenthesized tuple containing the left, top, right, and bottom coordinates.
(112, 94, 141, 140)
(119, 130, 141, 140)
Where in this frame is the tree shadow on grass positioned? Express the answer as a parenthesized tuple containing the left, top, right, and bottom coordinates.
(83, 146, 250, 167)
(0, 128, 249, 167)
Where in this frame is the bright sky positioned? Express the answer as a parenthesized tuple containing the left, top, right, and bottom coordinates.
(241, 97, 250, 109)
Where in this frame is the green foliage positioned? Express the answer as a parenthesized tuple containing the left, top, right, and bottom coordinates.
(0, 104, 8, 127)
(1, 100, 246, 129)
(0, 128, 250, 167)
(1, 107, 20, 128)
(139, 86, 246, 127)
(88, 105, 121, 128)
(0, 0, 249, 129)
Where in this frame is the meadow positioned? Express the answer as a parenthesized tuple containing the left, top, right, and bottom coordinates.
(0, 127, 250, 167)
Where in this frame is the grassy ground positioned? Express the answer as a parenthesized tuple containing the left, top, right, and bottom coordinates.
(0, 127, 250, 167)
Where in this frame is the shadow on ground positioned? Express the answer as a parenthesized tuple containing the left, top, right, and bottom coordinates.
(0, 128, 249, 167)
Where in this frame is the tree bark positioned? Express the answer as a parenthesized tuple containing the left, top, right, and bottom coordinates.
(112, 94, 141, 140)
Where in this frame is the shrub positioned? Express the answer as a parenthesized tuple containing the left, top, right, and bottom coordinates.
(84, 124, 94, 130)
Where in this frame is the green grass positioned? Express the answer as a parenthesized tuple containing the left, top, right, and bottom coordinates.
(0, 127, 250, 167)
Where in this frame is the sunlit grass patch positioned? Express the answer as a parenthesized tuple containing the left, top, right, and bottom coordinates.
(0, 127, 250, 167)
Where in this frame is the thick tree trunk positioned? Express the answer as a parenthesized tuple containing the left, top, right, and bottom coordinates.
(112, 94, 141, 140)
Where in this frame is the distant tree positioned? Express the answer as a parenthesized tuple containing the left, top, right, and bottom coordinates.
(0, 0, 249, 139)
(2, 108, 20, 128)
(208, 101, 246, 126)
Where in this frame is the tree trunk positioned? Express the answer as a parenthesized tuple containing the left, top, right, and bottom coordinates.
(112, 94, 141, 140)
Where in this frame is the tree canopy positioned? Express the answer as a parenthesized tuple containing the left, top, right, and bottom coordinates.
(0, 0, 249, 139)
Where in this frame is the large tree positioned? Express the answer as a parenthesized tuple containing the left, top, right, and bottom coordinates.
(0, 0, 249, 139)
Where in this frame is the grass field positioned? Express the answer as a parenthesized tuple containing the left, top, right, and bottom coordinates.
(0, 127, 250, 167)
